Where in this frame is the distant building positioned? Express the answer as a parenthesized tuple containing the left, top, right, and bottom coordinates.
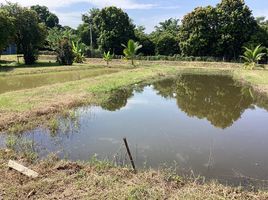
(2, 44, 17, 55)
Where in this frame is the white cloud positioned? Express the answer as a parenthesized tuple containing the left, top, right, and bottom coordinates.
(0, 0, 155, 9)
(87, 0, 155, 9)
(55, 11, 82, 28)
(253, 9, 268, 18)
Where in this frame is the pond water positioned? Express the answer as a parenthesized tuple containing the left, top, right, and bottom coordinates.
(0, 68, 118, 94)
(1, 74, 268, 186)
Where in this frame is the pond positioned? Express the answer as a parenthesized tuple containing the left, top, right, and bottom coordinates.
(0, 68, 119, 94)
(1, 74, 268, 186)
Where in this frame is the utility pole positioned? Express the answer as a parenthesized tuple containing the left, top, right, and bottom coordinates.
(90, 23, 93, 57)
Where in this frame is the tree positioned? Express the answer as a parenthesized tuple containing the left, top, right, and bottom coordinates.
(134, 26, 155, 55)
(246, 17, 268, 48)
(122, 39, 142, 66)
(216, 0, 257, 59)
(94, 7, 135, 55)
(179, 6, 218, 57)
(57, 38, 75, 65)
(3, 3, 47, 64)
(156, 33, 180, 56)
(46, 27, 76, 65)
(79, 8, 100, 48)
(154, 18, 180, 36)
(150, 18, 180, 56)
(46, 13, 59, 28)
(0, 9, 15, 55)
(31, 5, 59, 28)
(240, 45, 266, 69)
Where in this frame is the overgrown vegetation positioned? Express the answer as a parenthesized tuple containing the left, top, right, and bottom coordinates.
(0, 149, 268, 199)
(241, 45, 266, 69)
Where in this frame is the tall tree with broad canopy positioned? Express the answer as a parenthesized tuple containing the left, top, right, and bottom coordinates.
(179, 6, 219, 57)
(150, 18, 180, 56)
(94, 6, 135, 55)
(216, 0, 257, 60)
(3, 3, 47, 64)
(0, 9, 15, 55)
(31, 5, 59, 28)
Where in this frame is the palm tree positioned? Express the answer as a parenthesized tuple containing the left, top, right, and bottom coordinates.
(122, 40, 142, 66)
(240, 45, 266, 69)
(103, 51, 113, 67)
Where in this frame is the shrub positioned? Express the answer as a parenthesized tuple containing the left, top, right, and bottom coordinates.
(57, 38, 75, 65)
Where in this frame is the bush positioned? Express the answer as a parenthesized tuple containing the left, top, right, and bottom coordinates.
(57, 38, 75, 65)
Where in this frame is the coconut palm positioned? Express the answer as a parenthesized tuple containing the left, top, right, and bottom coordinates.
(240, 45, 266, 70)
(103, 51, 113, 67)
(122, 40, 142, 66)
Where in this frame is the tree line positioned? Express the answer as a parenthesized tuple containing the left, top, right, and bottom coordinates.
(1, 0, 268, 65)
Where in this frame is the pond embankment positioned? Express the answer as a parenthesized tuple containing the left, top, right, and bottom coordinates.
(1, 149, 268, 200)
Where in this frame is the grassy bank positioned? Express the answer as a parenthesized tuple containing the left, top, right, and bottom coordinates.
(0, 150, 267, 200)
(0, 58, 268, 133)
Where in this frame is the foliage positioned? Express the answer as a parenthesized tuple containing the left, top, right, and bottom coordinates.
(134, 26, 155, 55)
(103, 51, 113, 67)
(150, 18, 180, 56)
(156, 33, 180, 56)
(240, 45, 266, 69)
(57, 38, 75, 65)
(31, 5, 59, 28)
(72, 41, 86, 63)
(94, 7, 135, 55)
(79, 8, 100, 47)
(179, 6, 218, 57)
(0, 9, 15, 54)
(2, 3, 47, 65)
(216, 0, 257, 59)
(154, 18, 180, 36)
(46, 27, 77, 65)
(122, 39, 142, 66)
(179, 0, 257, 60)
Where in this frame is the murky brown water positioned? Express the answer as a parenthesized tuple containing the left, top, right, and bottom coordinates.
(1, 74, 268, 187)
(0, 68, 118, 94)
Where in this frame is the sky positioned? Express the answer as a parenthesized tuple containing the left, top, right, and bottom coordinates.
(1, 0, 268, 33)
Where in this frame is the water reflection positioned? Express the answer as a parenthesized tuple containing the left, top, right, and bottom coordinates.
(101, 88, 134, 111)
(153, 75, 254, 129)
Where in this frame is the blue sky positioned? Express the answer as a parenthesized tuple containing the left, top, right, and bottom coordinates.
(2, 0, 268, 33)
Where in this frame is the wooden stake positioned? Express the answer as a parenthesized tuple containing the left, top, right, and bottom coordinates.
(123, 138, 136, 172)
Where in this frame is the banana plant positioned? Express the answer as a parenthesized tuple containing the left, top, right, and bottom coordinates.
(72, 40, 85, 63)
(103, 51, 113, 67)
(122, 40, 142, 66)
(240, 44, 266, 70)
